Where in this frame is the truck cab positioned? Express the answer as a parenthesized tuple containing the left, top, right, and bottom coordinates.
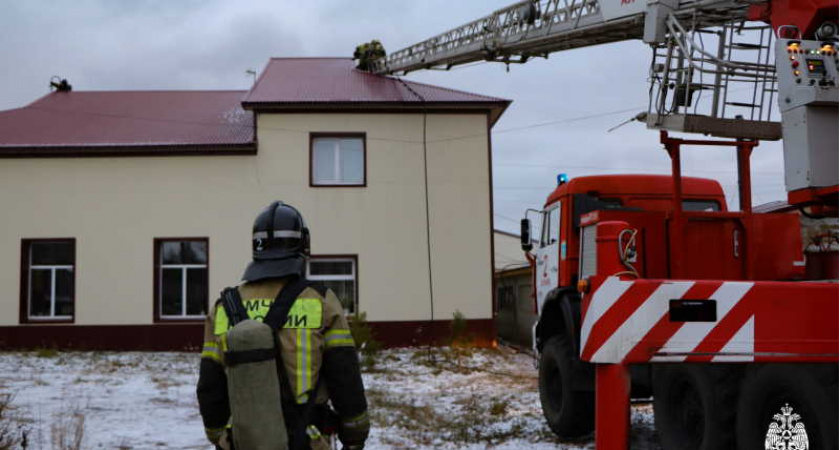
(521, 173, 729, 437)
(522, 172, 809, 439)
(529, 174, 727, 322)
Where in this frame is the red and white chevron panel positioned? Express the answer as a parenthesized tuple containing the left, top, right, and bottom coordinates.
(580, 276, 838, 364)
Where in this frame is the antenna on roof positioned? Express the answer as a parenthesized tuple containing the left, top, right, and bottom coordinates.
(245, 69, 257, 86)
(49, 76, 72, 92)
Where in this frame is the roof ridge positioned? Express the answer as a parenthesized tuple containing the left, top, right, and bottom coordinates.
(21, 91, 58, 108)
(0, 106, 27, 115)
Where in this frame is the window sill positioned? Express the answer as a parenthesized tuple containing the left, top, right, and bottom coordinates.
(310, 183, 367, 188)
(154, 316, 206, 324)
(21, 317, 74, 325)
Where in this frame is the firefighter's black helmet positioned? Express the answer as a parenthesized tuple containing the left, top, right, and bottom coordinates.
(242, 201, 310, 282)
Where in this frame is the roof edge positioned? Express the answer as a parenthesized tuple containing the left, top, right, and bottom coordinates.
(494, 229, 521, 239)
(0, 142, 257, 158)
(241, 100, 510, 109)
(241, 99, 512, 127)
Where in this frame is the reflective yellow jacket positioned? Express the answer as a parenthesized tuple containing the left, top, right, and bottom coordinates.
(196, 278, 369, 449)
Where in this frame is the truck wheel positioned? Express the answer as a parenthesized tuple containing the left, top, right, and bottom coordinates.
(538, 335, 594, 437)
(652, 364, 739, 450)
(735, 364, 838, 450)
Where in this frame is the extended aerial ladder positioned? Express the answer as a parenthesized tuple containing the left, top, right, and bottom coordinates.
(373, 0, 781, 139)
(373, 0, 749, 74)
(364, 1, 838, 449)
(371, 0, 749, 74)
(369, 0, 838, 207)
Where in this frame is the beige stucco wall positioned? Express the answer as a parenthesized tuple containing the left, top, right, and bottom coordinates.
(0, 112, 493, 326)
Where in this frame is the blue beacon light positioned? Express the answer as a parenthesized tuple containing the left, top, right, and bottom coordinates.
(557, 173, 568, 185)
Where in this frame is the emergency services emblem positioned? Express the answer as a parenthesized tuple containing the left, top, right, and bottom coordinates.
(765, 403, 808, 450)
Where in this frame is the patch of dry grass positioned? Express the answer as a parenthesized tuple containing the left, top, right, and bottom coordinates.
(367, 386, 549, 447)
(0, 387, 89, 450)
(50, 408, 85, 450)
(0, 392, 25, 450)
(34, 349, 59, 359)
(364, 346, 561, 447)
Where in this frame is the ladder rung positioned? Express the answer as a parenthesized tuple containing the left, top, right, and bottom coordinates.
(726, 102, 760, 108)
(731, 43, 764, 49)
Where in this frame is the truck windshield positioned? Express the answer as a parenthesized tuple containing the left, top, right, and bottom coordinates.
(573, 194, 722, 226)
(682, 200, 721, 211)
(572, 194, 625, 228)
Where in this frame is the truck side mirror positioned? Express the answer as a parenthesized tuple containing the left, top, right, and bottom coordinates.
(521, 218, 533, 252)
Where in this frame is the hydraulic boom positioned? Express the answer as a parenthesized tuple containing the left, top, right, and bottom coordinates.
(371, 0, 749, 75)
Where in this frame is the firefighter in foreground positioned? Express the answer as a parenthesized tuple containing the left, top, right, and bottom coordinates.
(197, 201, 369, 450)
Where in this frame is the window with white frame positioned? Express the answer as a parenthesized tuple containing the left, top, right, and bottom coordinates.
(311, 134, 365, 186)
(23, 239, 75, 321)
(307, 257, 357, 314)
(156, 239, 208, 320)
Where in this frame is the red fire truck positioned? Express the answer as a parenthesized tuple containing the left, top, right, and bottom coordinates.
(520, 170, 808, 441)
(520, 134, 834, 449)
(367, 0, 838, 448)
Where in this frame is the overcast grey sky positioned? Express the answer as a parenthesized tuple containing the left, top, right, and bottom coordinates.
(0, 0, 788, 233)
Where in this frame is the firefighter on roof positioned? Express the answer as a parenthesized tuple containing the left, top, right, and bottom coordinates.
(197, 201, 369, 450)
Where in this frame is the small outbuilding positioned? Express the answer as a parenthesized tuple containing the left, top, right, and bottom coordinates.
(493, 229, 535, 348)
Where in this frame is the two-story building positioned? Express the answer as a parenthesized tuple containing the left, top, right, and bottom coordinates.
(0, 57, 510, 349)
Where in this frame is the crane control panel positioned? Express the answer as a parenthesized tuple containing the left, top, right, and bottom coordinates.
(775, 39, 839, 196)
(776, 39, 839, 111)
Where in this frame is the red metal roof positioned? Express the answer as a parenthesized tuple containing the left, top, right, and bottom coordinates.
(0, 58, 509, 157)
(0, 90, 254, 156)
(242, 58, 510, 123)
(753, 200, 795, 214)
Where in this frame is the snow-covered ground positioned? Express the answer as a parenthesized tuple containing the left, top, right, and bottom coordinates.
(0, 347, 660, 449)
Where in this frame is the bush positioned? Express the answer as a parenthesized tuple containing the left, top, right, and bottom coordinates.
(450, 310, 470, 347)
(348, 312, 382, 370)
(447, 311, 478, 370)
(35, 347, 59, 358)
